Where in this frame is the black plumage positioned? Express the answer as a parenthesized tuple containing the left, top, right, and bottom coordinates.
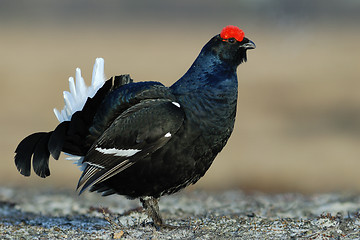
(15, 25, 255, 227)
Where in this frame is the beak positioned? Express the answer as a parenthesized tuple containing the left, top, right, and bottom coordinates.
(241, 38, 256, 50)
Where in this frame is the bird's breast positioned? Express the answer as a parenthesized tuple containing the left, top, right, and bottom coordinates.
(177, 88, 237, 143)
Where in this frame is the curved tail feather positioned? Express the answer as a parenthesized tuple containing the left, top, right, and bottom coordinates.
(48, 121, 69, 160)
(15, 132, 52, 177)
(32, 133, 52, 177)
(15, 120, 72, 178)
(15, 121, 71, 178)
(14, 118, 87, 178)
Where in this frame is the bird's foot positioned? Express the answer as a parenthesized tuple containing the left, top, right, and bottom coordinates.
(140, 196, 171, 229)
(140, 196, 189, 230)
(152, 222, 177, 230)
(150, 219, 190, 230)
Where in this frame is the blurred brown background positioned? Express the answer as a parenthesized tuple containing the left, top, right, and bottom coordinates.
(1, 0, 359, 193)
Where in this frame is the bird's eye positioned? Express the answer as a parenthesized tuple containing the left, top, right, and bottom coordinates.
(228, 38, 236, 43)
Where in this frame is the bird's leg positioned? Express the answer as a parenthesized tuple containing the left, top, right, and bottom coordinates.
(140, 196, 164, 228)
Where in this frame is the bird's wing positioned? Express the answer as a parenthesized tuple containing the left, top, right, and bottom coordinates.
(84, 80, 175, 145)
(77, 98, 184, 194)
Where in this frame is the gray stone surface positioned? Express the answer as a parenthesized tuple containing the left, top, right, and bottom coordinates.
(1, 187, 360, 239)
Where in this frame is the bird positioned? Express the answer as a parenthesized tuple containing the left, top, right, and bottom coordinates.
(14, 25, 255, 228)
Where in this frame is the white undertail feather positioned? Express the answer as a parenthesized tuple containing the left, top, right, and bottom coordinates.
(53, 58, 106, 170)
(65, 154, 86, 171)
(54, 58, 106, 122)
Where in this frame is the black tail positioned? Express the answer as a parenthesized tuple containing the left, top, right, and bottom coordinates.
(14, 75, 133, 178)
(14, 120, 71, 178)
(15, 131, 54, 178)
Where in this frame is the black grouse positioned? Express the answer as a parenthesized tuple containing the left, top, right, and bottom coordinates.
(15, 25, 255, 227)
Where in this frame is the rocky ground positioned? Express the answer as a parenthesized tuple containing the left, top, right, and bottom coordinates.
(0, 187, 360, 239)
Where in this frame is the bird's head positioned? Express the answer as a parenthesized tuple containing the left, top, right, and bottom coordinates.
(202, 25, 256, 67)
